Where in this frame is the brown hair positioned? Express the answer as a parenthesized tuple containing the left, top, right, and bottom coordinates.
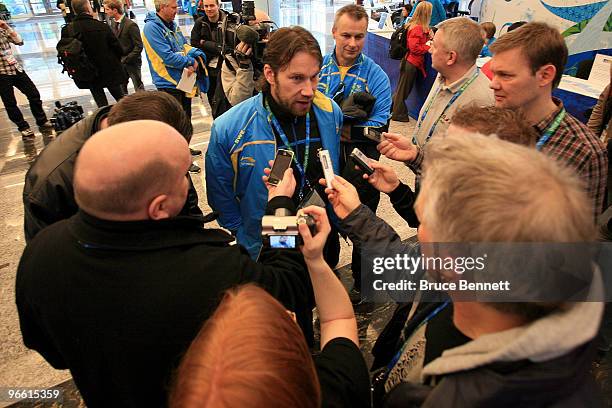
(490, 22, 568, 89)
(450, 105, 539, 146)
(106, 91, 193, 142)
(333, 4, 368, 29)
(259, 26, 322, 93)
(480, 22, 496, 39)
(169, 284, 320, 408)
(103, 0, 123, 13)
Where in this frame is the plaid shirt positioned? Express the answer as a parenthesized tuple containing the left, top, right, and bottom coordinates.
(535, 98, 608, 218)
(0, 28, 23, 75)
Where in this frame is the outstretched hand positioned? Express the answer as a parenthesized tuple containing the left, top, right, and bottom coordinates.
(298, 206, 331, 262)
(363, 161, 400, 193)
(320, 175, 360, 220)
(377, 132, 418, 162)
(264, 160, 296, 200)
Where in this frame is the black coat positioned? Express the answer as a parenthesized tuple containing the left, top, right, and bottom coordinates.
(60, 13, 127, 88)
(190, 10, 227, 69)
(22, 106, 202, 242)
(16, 208, 313, 408)
(113, 16, 142, 66)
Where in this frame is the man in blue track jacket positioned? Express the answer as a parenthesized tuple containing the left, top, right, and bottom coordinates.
(206, 26, 342, 260)
(318, 5, 392, 302)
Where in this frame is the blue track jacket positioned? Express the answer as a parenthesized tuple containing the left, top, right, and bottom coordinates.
(205, 92, 343, 258)
(318, 51, 391, 129)
(142, 11, 208, 95)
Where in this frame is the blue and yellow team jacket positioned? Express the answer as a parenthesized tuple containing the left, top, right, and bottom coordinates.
(318, 51, 392, 128)
(142, 11, 208, 95)
(205, 92, 343, 258)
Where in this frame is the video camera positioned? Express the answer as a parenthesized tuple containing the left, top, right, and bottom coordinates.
(221, 0, 276, 66)
(262, 209, 316, 249)
(50, 101, 84, 132)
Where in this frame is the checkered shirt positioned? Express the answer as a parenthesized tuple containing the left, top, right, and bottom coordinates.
(0, 28, 22, 75)
(535, 98, 608, 219)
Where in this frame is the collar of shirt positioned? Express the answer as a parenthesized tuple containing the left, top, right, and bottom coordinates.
(438, 64, 478, 94)
(331, 50, 363, 69)
(533, 97, 564, 134)
(115, 14, 124, 24)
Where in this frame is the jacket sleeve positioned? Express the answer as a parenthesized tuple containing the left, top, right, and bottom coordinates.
(221, 56, 255, 106)
(340, 204, 420, 259)
(143, 23, 195, 70)
(408, 26, 429, 56)
(123, 23, 143, 64)
(357, 64, 392, 128)
(16, 246, 68, 369)
(588, 85, 609, 136)
(235, 197, 315, 342)
(205, 121, 243, 232)
(388, 182, 419, 227)
(190, 18, 203, 47)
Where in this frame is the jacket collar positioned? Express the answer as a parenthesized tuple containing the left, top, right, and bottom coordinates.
(422, 265, 604, 379)
(68, 210, 233, 251)
(329, 50, 364, 70)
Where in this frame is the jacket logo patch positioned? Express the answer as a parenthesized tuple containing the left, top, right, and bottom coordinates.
(240, 156, 256, 166)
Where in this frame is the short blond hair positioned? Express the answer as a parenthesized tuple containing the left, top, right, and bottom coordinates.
(154, 0, 174, 12)
(436, 17, 484, 65)
(418, 132, 595, 243)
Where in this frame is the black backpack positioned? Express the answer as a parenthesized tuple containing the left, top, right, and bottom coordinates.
(389, 25, 408, 60)
(56, 24, 98, 82)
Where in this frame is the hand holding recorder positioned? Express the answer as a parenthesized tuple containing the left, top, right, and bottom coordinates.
(363, 161, 401, 193)
(320, 175, 361, 220)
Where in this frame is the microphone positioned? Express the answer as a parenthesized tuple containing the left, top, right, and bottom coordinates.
(236, 24, 259, 45)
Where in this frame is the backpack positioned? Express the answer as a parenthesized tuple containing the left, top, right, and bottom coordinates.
(389, 25, 408, 60)
(56, 24, 98, 83)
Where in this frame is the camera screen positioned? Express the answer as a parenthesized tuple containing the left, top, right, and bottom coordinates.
(269, 235, 296, 249)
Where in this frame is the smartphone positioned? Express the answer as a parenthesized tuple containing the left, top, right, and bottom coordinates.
(318, 149, 335, 190)
(350, 148, 374, 176)
(364, 127, 383, 142)
(268, 149, 294, 186)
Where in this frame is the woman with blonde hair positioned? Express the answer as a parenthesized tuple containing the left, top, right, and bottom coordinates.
(391, 1, 432, 122)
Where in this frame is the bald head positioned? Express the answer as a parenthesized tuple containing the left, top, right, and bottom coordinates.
(74, 120, 191, 221)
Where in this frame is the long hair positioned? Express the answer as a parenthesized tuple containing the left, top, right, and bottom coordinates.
(406, 1, 432, 32)
(169, 284, 320, 408)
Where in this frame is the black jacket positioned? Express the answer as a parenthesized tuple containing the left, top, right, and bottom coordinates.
(190, 10, 227, 70)
(23, 107, 202, 242)
(383, 343, 603, 408)
(16, 206, 313, 408)
(113, 16, 142, 66)
(60, 13, 127, 88)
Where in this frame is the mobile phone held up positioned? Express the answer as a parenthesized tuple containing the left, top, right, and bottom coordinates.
(364, 126, 384, 142)
(318, 149, 335, 190)
(268, 149, 294, 186)
(350, 148, 374, 176)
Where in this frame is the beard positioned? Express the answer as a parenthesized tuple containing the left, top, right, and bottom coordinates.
(271, 87, 312, 117)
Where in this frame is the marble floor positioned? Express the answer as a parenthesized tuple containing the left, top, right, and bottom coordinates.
(1, 5, 611, 408)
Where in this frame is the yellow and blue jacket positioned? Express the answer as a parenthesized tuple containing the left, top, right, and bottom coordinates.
(142, 11, 208, 95)
(205, 92, 342, 258)
(318, 51, 392, 128)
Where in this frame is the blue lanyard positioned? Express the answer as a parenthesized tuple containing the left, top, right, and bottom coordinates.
(264, 98, 311, 198)
(536, 108, 565, 151)
(412, 70, 480, 145)
(382, 300, 450, 385)
(326, 53, 364, 100)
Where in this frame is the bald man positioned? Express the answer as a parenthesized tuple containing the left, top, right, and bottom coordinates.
(16, 120, 312, 408)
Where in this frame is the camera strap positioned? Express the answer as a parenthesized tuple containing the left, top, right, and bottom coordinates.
(264, 98, 311, 200)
